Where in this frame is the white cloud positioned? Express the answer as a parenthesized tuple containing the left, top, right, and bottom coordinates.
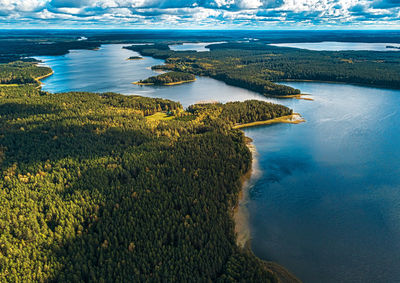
(0, 0, 46, 12)
(0, 0, 399, 28)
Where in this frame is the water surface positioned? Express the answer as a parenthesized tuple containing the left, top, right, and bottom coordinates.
(168, 42, 226, 52)
(270, 41, 400, 51)
(36, 44, 275, 107)
(244, 82, 400, 283)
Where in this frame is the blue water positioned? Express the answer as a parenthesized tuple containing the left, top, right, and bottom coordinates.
(270, 42, 400, 51)
(35, 44, 400, 282)
(244, 82, 400, 283)
(168, 42, 226, 52)
(36, 44, 275, 107)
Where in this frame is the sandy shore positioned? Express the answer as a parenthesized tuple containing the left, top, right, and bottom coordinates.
(274, 94, 314, 101)
(233, 113, 305, 129)
(35, 71, 54, 82)
(234, 118, 304, 283)
(34, 71, 54, 88)
(234, 139, 260, 248)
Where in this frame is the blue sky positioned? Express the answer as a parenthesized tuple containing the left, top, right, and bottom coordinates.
(1, 0, 400, 29)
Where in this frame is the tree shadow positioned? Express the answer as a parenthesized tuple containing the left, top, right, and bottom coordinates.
(0, 102, 61, 118)
(1, 121, 151, 170)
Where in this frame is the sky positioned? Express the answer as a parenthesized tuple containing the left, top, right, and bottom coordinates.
(1, 0, 400, 29)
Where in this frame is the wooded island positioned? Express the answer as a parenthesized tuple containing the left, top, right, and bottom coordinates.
(134, 71, 196, 85)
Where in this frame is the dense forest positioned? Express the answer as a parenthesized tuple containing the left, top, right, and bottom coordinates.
(4, 30, 397, 282)
(125, 41, 400, 95)
(0, 62, 52, 85)
(0, 40, 101, 63)
(188, 100, 293, 126)
(137, 71, 195, 85)
(0, 61, 295, 281)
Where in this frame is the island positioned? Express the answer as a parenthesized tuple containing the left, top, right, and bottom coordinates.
(386, 45, 400, 50)
(127, 56, 144, 60)
(133, 71, 196, 85)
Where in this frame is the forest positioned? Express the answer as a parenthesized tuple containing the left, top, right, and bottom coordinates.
(0, 61, 294, 282)
(187, 100, 293, 126)
(0, 40, 100, 63)
(125, 41, 400, 96)
(0, 62, 52, 85)
(136, 71, 195, 85)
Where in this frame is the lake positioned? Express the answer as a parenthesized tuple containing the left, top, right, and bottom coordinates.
(244, 82, 400, 283)
(36, 44, 276, 107)
(270, 41, 400, 51)
(168, 42, 226, 52)
(36, 44, 400, 283)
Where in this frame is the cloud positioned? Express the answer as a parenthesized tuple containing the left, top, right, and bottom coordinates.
(0, 0, 399, 28)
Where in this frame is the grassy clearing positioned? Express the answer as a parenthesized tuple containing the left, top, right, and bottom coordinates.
(0, 84, 19, 87)
(145, 112, 175, 121)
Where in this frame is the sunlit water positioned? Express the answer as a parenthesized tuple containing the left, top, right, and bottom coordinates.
(168, 42, 226, 52)
(270, 41, 400, 51)
(35, 44, 276, 107)
(244, 82, 400, 283)
(36, 44, 400, 282)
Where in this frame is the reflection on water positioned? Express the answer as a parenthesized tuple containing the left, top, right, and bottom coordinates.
(244, 82, 400, 283)
(35, 45, 400, 282)
(270, 41, 400, 51)
(168, 42, 226, 52)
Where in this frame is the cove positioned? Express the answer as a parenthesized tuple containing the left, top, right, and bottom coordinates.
(35, 44, 400, 282)
(35, 44, 279, 107)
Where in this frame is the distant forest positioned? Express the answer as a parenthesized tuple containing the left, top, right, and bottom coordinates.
(125, 41, 400, 96)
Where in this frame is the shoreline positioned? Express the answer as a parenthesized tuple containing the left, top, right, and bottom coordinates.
(132, 79, 196, 86)
(273, 94, 314, 101)
(233, 113, 305, 129)
(234, 138, 258, 249)
(234, 117, 303, 283)
(34, 70, 54, 88)
(278, 78, 400, 91)
(35, 71, 54, 82)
